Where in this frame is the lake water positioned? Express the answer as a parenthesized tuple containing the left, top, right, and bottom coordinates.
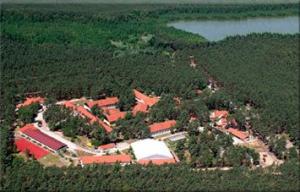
(168, 16, 299, 41)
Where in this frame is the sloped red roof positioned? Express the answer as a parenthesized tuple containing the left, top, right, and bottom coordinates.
(133, 89, 159, 107)
(132, 103, 148, 116)
(88, 97, 119, 108)
(64, 101, 76, 109)
(98, 143, 116, 150)
(227, 128, 249, 141)
(216, 118, 228, 128)
(210, 110, 229, 120)
(138, 158, 176, 165)
(86, 101, 95, 108)
(149, 120, 176, 133)
(98, 119, 113, 133)
(80, 154, 131, 165)
(103, 109, 126, 123)
(16, 97, 45, 108)
(63, 101, 113, 133)
(19, 124, 66, 151)
(77, 106, 98, 121)
(15, 138, 49, 159)
(19, 124, 35, 133)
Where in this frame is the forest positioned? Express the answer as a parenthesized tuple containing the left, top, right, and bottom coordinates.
(1, 158, 299, 191)
(1, 3, 299, 191)
(179, 34, 299, 145)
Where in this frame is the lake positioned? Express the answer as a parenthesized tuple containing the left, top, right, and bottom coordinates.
(168, 16, 299, 41)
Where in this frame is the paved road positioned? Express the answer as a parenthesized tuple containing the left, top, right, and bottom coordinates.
(35, 106, 103, 155)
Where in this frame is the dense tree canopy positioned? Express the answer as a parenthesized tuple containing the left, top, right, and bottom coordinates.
(17, 103, 40, 124)
(115, 113, 149, 140)
(0, 3, 299, 192)
(149, 94, 178, 122)
(1, 158, 299, 192)
(186, 129, 258, 168)
(179, 34, 299, 145)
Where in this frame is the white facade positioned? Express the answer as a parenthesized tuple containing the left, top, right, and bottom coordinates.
(167, 132, 187, 142)
(116, 142, 130, 151)
(151, 129, 171, 138)
(104, 105, 117, 109)
(135, 98, 145, 104)
(103, 119, 111, 126)
(96, 147, 117, 154)
(232, 137, 244, 145)
(131, 139, 173, 161)
(198, 126, 205, 132)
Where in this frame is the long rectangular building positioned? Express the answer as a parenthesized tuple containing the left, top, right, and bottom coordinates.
(15, 138, 49, 159)
(19, 124, 67, 153)
(63, 101, 113, 133)
(149, 120, 176, 137)
(79, 154, 131, 167)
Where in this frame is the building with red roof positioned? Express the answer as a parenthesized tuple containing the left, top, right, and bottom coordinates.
(76, 106, 98, 123)
(98, 119, 113, 133)
(132, 102, 148, 116)
(19, 124, 67, 152)
(62, 102, 113, 133)
(64, 101, 76, 110)
(16, 97, 45, 109)
(210, 110, 229, 129)
(227, 128, 249, 141)
(210, 110, 229, 121)
(149, 120, 176, 137)
(98, 143, 116, 150)
(133, 89, 159, 107)
(97, 143, 116, 153)
(77, 106, 113, 132)
(87, 97, 119, 109)
(15, 138, 49, 159)
(79, 154, 131, 166)
(216, 118, 228, 129)
(86, 101, 96, 109)
(103, 109, 126, 125)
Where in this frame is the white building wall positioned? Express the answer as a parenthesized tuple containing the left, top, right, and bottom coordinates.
(131, 139, 173, 161)
(151, 130, 171, 137)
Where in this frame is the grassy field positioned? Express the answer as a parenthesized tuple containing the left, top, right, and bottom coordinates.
(38, 153, 70, 167)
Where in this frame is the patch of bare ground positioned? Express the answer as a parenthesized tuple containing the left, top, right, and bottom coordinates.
(240, 138, 283, 167)
(38, 153, 71, 167)
(76, 149, 94, 157)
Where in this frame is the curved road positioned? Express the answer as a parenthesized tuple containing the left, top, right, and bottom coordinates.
(35, 107, 103, 155)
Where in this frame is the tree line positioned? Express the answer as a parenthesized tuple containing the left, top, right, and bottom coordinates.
(178, 33, 299, 147)
(1, 3, 299, 191)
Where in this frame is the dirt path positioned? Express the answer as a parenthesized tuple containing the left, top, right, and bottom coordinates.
(241, 138, 283, 167)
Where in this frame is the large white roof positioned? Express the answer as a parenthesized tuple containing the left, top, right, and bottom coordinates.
(131, 139, 173, 161)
